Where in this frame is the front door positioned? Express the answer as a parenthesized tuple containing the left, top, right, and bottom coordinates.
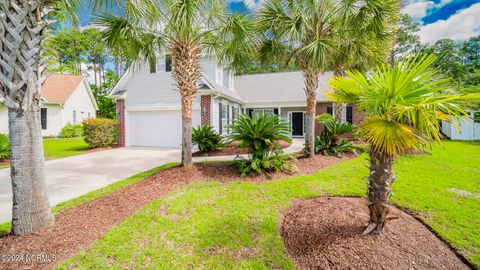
(291, 112, 304, 137)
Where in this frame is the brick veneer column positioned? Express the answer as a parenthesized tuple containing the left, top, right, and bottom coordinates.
(315, 102, 333, 136)
(200, 95, 211, 125)
(116, 99, 126, 147)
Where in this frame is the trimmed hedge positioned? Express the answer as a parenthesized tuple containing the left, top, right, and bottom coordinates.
(59, 123, 84, 138)
(0, 133, 9, 160)
(83, 118, 118, 148)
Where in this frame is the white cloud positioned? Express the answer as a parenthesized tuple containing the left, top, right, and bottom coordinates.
(401, 1, 435, 21)
(418, 3, 480, 44)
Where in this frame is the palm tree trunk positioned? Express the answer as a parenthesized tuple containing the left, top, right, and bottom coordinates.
(181, 96, 194, 166)
(363, 149, 395, 235)
(0, 0, 54, 235)
(9, 107, 53, 235)
(302, 67, 320, 158)
(171, 42, 202, 167)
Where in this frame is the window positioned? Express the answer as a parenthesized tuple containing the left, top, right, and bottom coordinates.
(228, 74, 234, 91)
(156, 55, 172, 72)
(165, 55, 172, 72)
(88, 112, 91, 119)
(327, 106, 333, 115)
(219, 103, 228, 134)
(73, 110, 77, 124)
(215, 64, 224, 85)
(232, 107, 240, 122)
(346, 106, 353, 124)
(252, 108, 274, 115)
(149, 59, 156, 73)
(40, 108, 47, 130)
(474, 112, 480, 123)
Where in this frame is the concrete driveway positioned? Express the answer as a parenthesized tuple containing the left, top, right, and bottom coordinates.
(0, 147, 181, 223)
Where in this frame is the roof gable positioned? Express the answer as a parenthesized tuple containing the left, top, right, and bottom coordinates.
(41, 74, 85, 103)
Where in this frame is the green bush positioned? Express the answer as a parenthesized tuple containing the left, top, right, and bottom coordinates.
(59, 123, 84, 138)
(315, 113, 357, 157)
(192, 125, 226, 152)
(83, 118, 118, 148)
(229, 114, 294, 177)
(0, 134, 9, 160)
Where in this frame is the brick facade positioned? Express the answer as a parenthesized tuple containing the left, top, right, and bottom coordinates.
(200, 95, 211, 125)
(116, 99, 126, 147)
(315, 102, 333, 135)
(314, 102, 364, 136)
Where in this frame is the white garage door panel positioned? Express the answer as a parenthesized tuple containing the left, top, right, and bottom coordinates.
(129, 110, 200, 147)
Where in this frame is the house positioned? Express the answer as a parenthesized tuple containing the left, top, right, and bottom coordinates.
(109, 55, 363, 148)
(441, 111, 480, 140)
(0, 74, 98, 137)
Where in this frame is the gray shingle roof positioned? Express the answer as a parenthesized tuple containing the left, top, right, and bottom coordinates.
(234, 71, 333, 102)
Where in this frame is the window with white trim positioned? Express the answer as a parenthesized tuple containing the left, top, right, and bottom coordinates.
(73, 110, 77, 124)
(220, 103, 228, 134)
(252, 108, 274, 115)
(156, 55, 172, 72)
(215, 64, 224, 85)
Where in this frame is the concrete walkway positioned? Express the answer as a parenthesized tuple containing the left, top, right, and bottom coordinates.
(0, 139, 304, 223)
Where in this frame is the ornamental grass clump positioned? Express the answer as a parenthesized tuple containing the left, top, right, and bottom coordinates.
(229, 113, 295, 177)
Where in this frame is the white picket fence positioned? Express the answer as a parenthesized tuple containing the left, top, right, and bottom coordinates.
(441, 111, 480, 141)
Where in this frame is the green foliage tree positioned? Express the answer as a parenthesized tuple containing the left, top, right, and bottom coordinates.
(97, 0, 257, 167)
(389, 14, 422, 65)
(90, 70, 118, 119)
(257, 0, 399, 157)
(329, 54, 480, 235)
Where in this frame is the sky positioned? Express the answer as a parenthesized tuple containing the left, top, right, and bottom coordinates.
(227, 0, 480, 44)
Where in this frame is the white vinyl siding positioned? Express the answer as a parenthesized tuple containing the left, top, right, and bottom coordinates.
(215, 64, 224, 85)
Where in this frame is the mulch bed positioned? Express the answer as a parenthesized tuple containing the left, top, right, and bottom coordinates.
(0, 153, 352, 270)
(279, 197, 471, 270)
(192, 140, 291, 157)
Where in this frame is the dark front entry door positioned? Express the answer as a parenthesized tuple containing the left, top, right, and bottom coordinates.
(291, 112, 304, 136)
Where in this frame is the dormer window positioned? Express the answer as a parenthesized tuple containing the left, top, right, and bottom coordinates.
(156, 55, 172, 72)
(215, 63, 223, 85)
(228, 73, 234, 91)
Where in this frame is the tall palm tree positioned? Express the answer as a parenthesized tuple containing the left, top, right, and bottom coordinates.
(97, 0, 256, 167)
(257, 0, 399, 157)
(0, 0, 157, 235)
(329, 54, 480, 235)
(328, 2, 398, 121)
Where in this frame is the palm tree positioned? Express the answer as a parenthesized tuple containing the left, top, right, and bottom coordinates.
(0, 0, 157, 235)
(328, 2, 398, 121)
(329, 54, 480, 235)
(257, 0, 399, 157)
(97, 0, 256, 167)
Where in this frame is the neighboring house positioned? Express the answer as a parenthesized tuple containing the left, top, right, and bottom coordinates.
(109, 55, 363, 148)
(0, 74, 98, 137)
(441, 111, 480, 140)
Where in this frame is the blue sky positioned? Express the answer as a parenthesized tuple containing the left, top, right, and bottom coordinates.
(78, 0, 480, 44)
(227, 0, 480, 44)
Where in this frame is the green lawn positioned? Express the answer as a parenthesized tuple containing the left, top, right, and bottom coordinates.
(58, 141, 480, 269)
(0, 137, 89, 169)
(43, 137, 90, 160)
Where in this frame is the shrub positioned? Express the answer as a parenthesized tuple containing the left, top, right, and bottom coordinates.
(229, 114, 294, 176)
(315, 113, 357, 157)
(192, 125, 226, 152)
(83, 118, 118, 148)
(59, 123, 84, 138)
(0, 134, 9, 160)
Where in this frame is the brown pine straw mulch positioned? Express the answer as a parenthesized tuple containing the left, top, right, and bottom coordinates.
(192, 140, 291, 157)
(279, 197, 472, 270)
(0, 153, 353, 270)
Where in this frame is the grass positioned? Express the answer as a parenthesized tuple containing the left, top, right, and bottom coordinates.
(58, 141, 480, 269)
(43, 137, 90, 160)
(0, 162, 179, 235)
(0, 137, 90, 169)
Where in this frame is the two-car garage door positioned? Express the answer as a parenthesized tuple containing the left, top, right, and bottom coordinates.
(128, 109, 201, 148)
